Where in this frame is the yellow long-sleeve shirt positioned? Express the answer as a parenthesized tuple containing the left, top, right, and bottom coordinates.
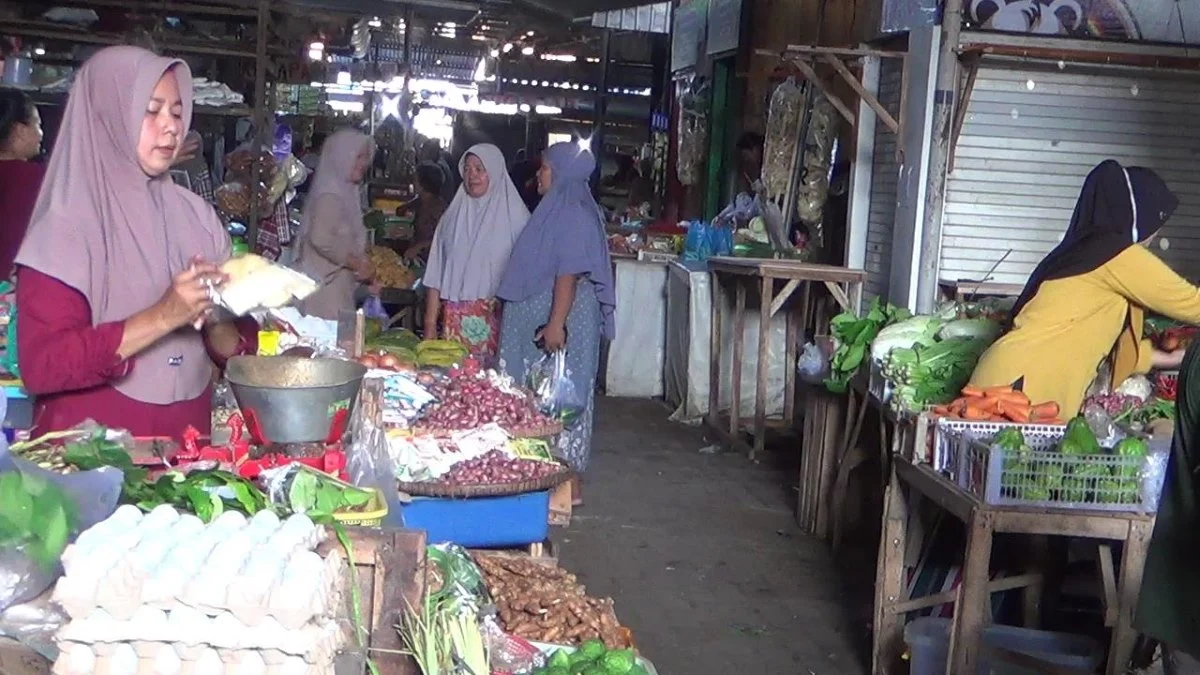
(970, 245, 1200, 417)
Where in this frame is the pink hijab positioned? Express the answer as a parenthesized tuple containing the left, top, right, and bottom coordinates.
(15, 46, 230, 405)
(300, 128, 371, 236)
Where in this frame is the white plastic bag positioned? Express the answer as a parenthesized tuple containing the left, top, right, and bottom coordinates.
(527, 352, 585, 430)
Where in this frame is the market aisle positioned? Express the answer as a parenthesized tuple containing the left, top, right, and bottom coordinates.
(556, 398, 869, 674)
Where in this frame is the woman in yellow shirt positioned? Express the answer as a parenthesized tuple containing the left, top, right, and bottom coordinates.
(969, 160, 1200, 417)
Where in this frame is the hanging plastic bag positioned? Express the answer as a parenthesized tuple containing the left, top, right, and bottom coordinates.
(527, 351, 585, 430)
(797, 341, 831, 385)
(361, 294, 388, 321)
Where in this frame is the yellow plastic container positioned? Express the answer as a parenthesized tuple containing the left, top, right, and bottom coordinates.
(331, 486, 389, 527)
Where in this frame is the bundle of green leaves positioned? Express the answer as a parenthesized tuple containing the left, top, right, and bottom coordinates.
(0, 471, 77, 570)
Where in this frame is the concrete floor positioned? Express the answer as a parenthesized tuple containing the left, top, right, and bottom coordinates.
(555, 397, 872, 675)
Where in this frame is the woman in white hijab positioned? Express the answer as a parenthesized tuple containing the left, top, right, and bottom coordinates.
(423, 143, 529, 364)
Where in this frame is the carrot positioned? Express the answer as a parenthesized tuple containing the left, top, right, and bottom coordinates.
(977, 397, 1001, 414)
(1030, 401, 1060, 420)
(989, 414, 1008, 422)
(993, 390, 1031, 406)
(1006, 403, 1033, 423)
(982, 385, 1015, 397)
(932, 405, 951, 416)
(961, 385, 985, 398)
(963, 405, 991, 420)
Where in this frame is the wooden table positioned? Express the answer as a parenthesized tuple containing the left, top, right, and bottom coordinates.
(704, 258, 865, 535)
(873, 458, 1154, 675)
(378, 287, 422, 332)
(705, 258, 866, 459)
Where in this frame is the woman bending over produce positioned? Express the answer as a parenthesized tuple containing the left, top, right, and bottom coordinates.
(294, 129, 375, 320)
(15, 46, 250, 438)
(969, 159, 1200, 418)
(423, 143, 529, 363)
(496, 142, 615, 499)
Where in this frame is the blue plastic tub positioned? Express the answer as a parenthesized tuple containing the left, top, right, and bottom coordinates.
(399, 490, 550, 547)
(905, 617, 1102, 675)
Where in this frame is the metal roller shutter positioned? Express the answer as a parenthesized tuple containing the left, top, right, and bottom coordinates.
(942, 60, 1200, 285)
(865, 59, 905, 299)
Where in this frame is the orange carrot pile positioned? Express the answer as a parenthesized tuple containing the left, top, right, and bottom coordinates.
(932, 386, 1063, 424)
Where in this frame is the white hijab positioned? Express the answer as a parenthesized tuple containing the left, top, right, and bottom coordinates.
(424, 144, 529, 301)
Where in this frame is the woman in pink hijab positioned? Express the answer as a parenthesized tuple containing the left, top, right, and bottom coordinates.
(14, 46, 247, 438)
(294, 128, 375, 320)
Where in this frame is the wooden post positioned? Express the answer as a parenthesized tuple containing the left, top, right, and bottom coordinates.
(950, 510, 995, 674)
(730, 280, 747, 440)
(246, 0, 270, 246)
(707, 272, 724, 430)
(753, 275, 773, 459)
(1108, 520, 1153, 675)
(872, 466, 908, 674)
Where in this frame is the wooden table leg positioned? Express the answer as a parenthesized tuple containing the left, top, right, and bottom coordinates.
(873, 465, 908, 675)
(731, 281, 747, 440)
(784, 294, 799, 426)
(1023, 535, 1049, 629)
(950, 510, 995, 675)
(707, 273, 723, 431)
(753, 275, 773, 459)
(1108, 519, 1154, 675)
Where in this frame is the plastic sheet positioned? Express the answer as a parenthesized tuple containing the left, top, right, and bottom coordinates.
(606, 259, 667, 398)
(344, 378, 401, 509)
(0, 420, 123, 613)
(0, 591, 67, 661)
(664, 263, 788, 422)
(795, 94, 839, 247)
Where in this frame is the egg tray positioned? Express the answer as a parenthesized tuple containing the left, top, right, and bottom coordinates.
(53, 641, 337, 675)
(57, 609, 345, 660)
(54, 506, 344, 630)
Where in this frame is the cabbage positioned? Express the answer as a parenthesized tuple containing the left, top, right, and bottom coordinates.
(870, 316, 944, 361)
(938, 318, 1002, 343)
(1115, 375, 1152, 401)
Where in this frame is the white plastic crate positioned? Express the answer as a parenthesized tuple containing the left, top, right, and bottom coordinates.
(932, 418, 1065, 477)
(937, 422, 1168, 512)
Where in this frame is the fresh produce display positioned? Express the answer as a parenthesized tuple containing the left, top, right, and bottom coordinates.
(988, 419, 1151, 505)
(473, 552, 624, 648)
(417, 339, 469, 368)
(884, 337, 994, 414)
(52, 505, 347, 675)
(534, 642, 647, 675)
(1155, 373, 1178, 401)
(369, 245, 417, 289)
(419, 368, 554, 433)
(357, 349, 418, 372)
(269, 464, 376, 519)
(826, 299, 911, 392)
(0, 470, 77, 569)
(934, 386, 1062, 424)
(1083, 393, 1175, 427)
(400, 544, 491, 675)
(367, 327, 421, 353)
(442, 450, 564, 486)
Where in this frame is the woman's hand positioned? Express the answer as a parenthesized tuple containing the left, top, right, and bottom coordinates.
(155, 259, 226, 331)
(348, 254, 373, 281)
(538, 321, 567, 352)
(1152, 348, 1187, 370)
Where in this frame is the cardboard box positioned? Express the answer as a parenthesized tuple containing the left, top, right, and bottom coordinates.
(0, 637, 51, 675)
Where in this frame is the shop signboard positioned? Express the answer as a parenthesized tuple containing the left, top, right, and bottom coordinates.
(963, 0, 1200, 45)
(706, 0, 742, 55)
(671, 0, 707, 72)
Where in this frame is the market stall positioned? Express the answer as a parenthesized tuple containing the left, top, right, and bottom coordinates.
(0, 251, 654, 674)
(821, 292, 1183, 674)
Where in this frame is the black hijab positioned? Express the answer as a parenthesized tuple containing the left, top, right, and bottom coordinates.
(1011, 159, 1179, 318)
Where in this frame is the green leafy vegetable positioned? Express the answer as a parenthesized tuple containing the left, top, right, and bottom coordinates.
(825, 298, 910, 393)
(282, 466, 376, 520)
(0, 471, 77, 569)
